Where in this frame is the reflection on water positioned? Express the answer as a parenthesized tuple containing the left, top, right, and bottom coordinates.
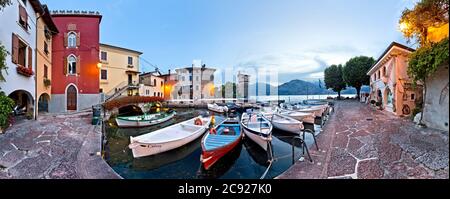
(105, 108, 318, 179)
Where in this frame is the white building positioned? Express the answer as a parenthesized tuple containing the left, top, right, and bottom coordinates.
(139, 70, 165, 98)
(174, 60, 216, 102)
(0, 0, 42, 118)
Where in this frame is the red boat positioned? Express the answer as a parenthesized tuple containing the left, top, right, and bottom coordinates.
(201, 118, 242, 170)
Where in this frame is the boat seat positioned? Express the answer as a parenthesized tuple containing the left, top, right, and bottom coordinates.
(204, 134, 240, 150)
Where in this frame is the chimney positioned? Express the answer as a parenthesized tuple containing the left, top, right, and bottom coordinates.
(168, 69, 171, 75)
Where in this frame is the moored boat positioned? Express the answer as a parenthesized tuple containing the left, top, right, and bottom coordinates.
(241, 112, 273, 151)
(264, 113, 302, 135)
(116, 110, 176, 128)
(207, 103, 229, 113)
(280, 110, 315, 124)
(201, 117, 242, 170)
(128, 116, 211, 158)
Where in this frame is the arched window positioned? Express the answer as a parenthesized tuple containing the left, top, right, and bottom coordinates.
(68, 33, 77, 48)
(68, 55, 77, 74)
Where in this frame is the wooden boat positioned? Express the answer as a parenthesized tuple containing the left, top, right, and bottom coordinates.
(128, 116, 211, 158)
(200, 117, 242, 170)
(207, 103, 229, 113)
(241, 112, 273, 151)
(116, 110, 176, 128)
(264, 113, 302, 135)
(280, 110, 315, 124)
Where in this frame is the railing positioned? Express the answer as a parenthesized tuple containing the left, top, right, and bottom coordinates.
(104, 81, 139, 101)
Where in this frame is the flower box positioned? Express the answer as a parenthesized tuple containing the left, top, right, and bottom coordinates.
(16, 65, 34, 77)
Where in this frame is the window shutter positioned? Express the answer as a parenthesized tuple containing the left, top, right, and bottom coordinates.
(11, 34, 19, 64)
(76, 55, 81, 75)
(63, 57, 68, 75)
(19, 5, 27, 28)
(64, 33, 68, 47)
(76, 32, 80, 47)
(28, 46, 32, 70)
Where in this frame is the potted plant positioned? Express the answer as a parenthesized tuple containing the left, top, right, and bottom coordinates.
(16, 65, 34, 77)
(43, 78, 51, 88)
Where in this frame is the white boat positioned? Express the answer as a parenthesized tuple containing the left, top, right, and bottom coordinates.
(116, 110, 176, 128)
(241, 113, 273, 151)
(207, 103, 229, 113)
(280, 110, 315, 124)
(295, 105, 328, 117)
(128, 116, 212, 158)
(264, 113, 303, 134)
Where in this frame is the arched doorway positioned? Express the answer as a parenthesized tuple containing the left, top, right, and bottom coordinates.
(385, 88, 394, 112)
(38, 93, 50, 113)
(8, 90, 33, 117)
(67, 85, 77, 111)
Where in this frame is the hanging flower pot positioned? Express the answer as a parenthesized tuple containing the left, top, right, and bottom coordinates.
(16, 65, 34, 77)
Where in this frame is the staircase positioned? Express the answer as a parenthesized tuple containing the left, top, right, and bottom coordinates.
(104, 81, 139, 102)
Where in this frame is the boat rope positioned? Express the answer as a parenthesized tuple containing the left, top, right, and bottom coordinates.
(260, 141, 274, 179)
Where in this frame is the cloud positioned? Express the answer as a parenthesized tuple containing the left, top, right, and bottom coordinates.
(233, 45, 361, 83)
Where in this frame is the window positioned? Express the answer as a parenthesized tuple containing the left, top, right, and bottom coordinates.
(44, 65, 48, 78)
(196, 76, 199, 81)
(189, 75, 192, 81)
(182, 76, 185, 81)
(153, 79, 156, 86)
(68, 55, 77, 74)
(99, 88, 103, 93)
(44, 26, 51, 40)
(154, 92, 156, 97)
(196, 85, 199, 91)
(383, 66, 386, 76)
(44, 41, 49, 55)
(68, 33, 77, 48)
(17, 39, 27, 67)
(18, 5, 28, 30)
(128, 57, 133, 65)
(100, 51, 107, 61)
(161, 81, 163, 86)
(210, 75, 214, 81)
(101, 69, 107, 80)
(411, 94, 415, 101)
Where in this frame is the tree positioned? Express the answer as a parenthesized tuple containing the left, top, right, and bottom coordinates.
(343, 56, 375, 99)
(399, 0, 449, 46)
(324, 64, 346, 98)
(0, 0, 11, 11)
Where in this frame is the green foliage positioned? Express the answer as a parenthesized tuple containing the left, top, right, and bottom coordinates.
(0, 0, 12, 10)
(0, 42, 8, 83)
(0, 92, 14, 129)
(408, 37, 449, 83)
(343, 56, 375, 97)
(324, 64, 346, 97)
(44, 78, 51, 88)
(399, 0, 449, 46)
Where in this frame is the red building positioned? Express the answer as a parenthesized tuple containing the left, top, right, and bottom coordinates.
(49, 10, 102, 112)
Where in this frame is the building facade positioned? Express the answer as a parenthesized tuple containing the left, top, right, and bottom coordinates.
(367, 42, 422, 116)
(237, 72, 249, 102)
(35, 3, 58, 117)
(139, 71, 164, 98)
(174, 60, 216, 102)
(159, 70, 178, 101)
(99, 43, 141, 100)
(0, 0, 45, 119)
(49, 10, 102, 112)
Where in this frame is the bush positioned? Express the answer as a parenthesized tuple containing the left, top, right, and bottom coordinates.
(0, 93, 15, 129)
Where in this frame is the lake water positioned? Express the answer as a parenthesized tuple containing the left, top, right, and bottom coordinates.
(251, 94, 355, 103)
(104, 108, 320, 179)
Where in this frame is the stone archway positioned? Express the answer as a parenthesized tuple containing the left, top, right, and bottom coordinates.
(8, 90, 34, 117)
(384, 87, 394, 112)
(38, 93, 50, 113)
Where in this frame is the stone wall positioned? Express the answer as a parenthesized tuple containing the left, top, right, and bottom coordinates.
(49, 94, 101, 113)
(423, 65, 449, 132)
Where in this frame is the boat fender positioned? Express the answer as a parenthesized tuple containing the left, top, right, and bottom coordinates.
(210, 128, 217, 134)
(194, 118, 203, 126)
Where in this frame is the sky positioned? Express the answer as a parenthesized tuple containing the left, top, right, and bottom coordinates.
(42, 0, 419, 85)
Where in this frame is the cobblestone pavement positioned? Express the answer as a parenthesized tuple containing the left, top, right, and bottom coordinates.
(278, 100, 449, 179)
(0, 112, 120, 179)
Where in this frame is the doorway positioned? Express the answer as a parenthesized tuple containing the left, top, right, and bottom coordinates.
(67, 85, 77, 111)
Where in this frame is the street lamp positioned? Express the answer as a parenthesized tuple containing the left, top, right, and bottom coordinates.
(97, 63, 102, 69)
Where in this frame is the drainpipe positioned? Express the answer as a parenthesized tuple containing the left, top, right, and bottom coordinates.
(34, 8, 44, 120)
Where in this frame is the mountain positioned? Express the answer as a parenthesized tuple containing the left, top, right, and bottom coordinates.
(278, 80, 327, 95)
(248, 79, 365, 96)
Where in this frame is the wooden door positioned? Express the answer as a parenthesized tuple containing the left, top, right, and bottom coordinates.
(67, 85, 77, 111)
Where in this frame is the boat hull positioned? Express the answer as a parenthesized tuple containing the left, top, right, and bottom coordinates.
(201, 137, 241, 170)
(130, 129, 205, 158)
(242, 127, 270, 151)
(116, 112, 175, 128)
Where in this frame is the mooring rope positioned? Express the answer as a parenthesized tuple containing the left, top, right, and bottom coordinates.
(260, 141, 274, 179)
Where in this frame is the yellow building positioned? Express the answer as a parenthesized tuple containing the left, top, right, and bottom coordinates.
(139, 71, 165, 98)
(99, 43, 142, 101)
(35, 4, 59, 117)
